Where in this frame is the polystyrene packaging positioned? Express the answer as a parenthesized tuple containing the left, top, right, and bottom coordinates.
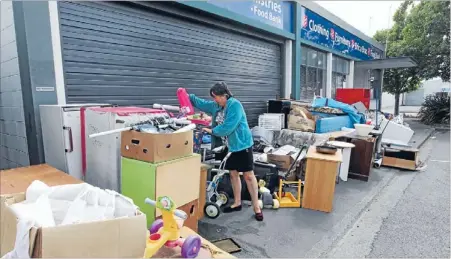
(177, 88, 194, 115)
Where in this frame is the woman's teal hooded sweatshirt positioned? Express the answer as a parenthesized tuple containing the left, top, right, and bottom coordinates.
(189, 94, 253, 152)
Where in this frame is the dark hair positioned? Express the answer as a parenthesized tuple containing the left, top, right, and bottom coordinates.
(210, 82, 233, 99)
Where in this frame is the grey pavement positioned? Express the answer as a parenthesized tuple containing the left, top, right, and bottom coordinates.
(199, 166, 397, 258)
(198, 123, 445, 258)
(382, 105, 421, 115)
(405, 118, 436, 149)
(328, 130, 450, 258)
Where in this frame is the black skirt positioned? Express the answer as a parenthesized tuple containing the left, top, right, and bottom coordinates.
(219, 147, 254, 173)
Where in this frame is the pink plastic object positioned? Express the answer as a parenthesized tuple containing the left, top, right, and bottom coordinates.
(177, 88, 194, 115)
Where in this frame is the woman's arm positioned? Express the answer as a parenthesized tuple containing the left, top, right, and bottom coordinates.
(189, 94, 217, 114)
(212, 102, 242, 137)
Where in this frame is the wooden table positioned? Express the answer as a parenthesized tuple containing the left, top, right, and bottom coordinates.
(0, 164, 82, 194)
(302, 146, 342, 213)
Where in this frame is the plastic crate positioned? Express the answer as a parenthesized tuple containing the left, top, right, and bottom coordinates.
(258, 113, 285, 131)
(315, 115, 354, 133)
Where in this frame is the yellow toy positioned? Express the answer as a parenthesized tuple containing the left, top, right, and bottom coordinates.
(274, 180, 302, 208)
(143, 196, 201, 258)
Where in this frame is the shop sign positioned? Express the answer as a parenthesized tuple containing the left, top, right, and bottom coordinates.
(207, 0, 293, 33)
(300, 7, 383, 60)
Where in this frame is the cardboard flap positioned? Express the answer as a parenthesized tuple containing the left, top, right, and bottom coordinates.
(0, 193, 39, 258)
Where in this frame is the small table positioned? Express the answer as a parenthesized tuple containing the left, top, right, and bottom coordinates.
(303, 146, 342, 213)
(327, 141, 356, 182)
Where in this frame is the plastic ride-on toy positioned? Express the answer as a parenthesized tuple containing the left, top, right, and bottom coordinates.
(144, 196, 201, 258)
(204, 152, 232, 219)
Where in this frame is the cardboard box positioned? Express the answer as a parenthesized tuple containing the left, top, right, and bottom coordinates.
(0, 193, 147, 258)
(121, 130, 193, 163)
(267, 153, 294, 170)
(266, 145, 300, 170)
(121, 154, 201, 227)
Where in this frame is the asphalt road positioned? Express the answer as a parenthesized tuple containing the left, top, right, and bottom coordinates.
(327, 130, 450, 258)
(198, 125, 448, 258)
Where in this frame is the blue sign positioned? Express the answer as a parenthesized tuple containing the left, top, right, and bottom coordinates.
(300, 7, 383, 60)
(207, 0, 293, 33)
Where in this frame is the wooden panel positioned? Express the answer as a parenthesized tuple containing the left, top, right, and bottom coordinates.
(155, 155, 201, 217)
(121, 157, 156, 227)
(0, 164, 82, 195)
(302, 158, 340, 213)
(198, 165, 209, 219)
(382, 157, 416, 170)
(382, 147, 418, 170)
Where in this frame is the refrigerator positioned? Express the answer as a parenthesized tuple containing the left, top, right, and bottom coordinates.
(40, 104, 110, 180)
(83, 107, 168, 192)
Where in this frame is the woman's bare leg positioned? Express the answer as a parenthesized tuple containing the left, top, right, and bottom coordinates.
(243, 171, 261, 213)
(229, 170, 242, 207)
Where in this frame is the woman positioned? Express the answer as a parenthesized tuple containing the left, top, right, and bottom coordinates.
(188, 82, 263, 221)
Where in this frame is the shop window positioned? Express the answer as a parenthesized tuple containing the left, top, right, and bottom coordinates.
(301, 49, 307, 65)
(307, 49, 318, 67)
(331, 55, 350, 98)
(300, 45, 327, 100)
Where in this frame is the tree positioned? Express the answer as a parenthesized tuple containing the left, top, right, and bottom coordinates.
(403, 1, 450, 81)
(373, 0, 450, 115)
(374, 1, 421, 115)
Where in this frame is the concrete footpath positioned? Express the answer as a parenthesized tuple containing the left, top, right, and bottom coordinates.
(327, 129, 450, 258)
(198, 122, 437, 258)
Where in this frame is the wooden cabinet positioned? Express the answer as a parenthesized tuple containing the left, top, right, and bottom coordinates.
(121, 154, 201, 227)
(335, 136, 376, 181)
(302, 147, 342, 213)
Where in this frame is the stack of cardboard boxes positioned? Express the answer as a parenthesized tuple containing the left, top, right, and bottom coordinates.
(120, 129, 202, 232)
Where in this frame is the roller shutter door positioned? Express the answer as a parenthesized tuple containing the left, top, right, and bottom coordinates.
(58, 1, 282, 126)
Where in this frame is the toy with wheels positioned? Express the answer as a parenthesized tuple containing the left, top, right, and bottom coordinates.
(257, 180, 279, 209)
(143, 196, 202, 258)
(204, 152, 232, 219)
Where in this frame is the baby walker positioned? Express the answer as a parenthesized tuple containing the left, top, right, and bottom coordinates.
(203, 151, 232, 219)
(143, 196, 202, 258)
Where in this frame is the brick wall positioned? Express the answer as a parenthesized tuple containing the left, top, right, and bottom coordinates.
(0, 1, 29, 170)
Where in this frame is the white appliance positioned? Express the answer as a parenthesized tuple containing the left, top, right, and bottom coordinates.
(84, 107, 168, 192)
(40, 104, 110, 180)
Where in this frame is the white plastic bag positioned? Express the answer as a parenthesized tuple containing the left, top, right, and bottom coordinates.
(9, 194, 55, 228)
(1, 220, 35, 259)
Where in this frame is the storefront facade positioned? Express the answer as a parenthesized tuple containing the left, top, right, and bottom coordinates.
(1, 1, 385, 168)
